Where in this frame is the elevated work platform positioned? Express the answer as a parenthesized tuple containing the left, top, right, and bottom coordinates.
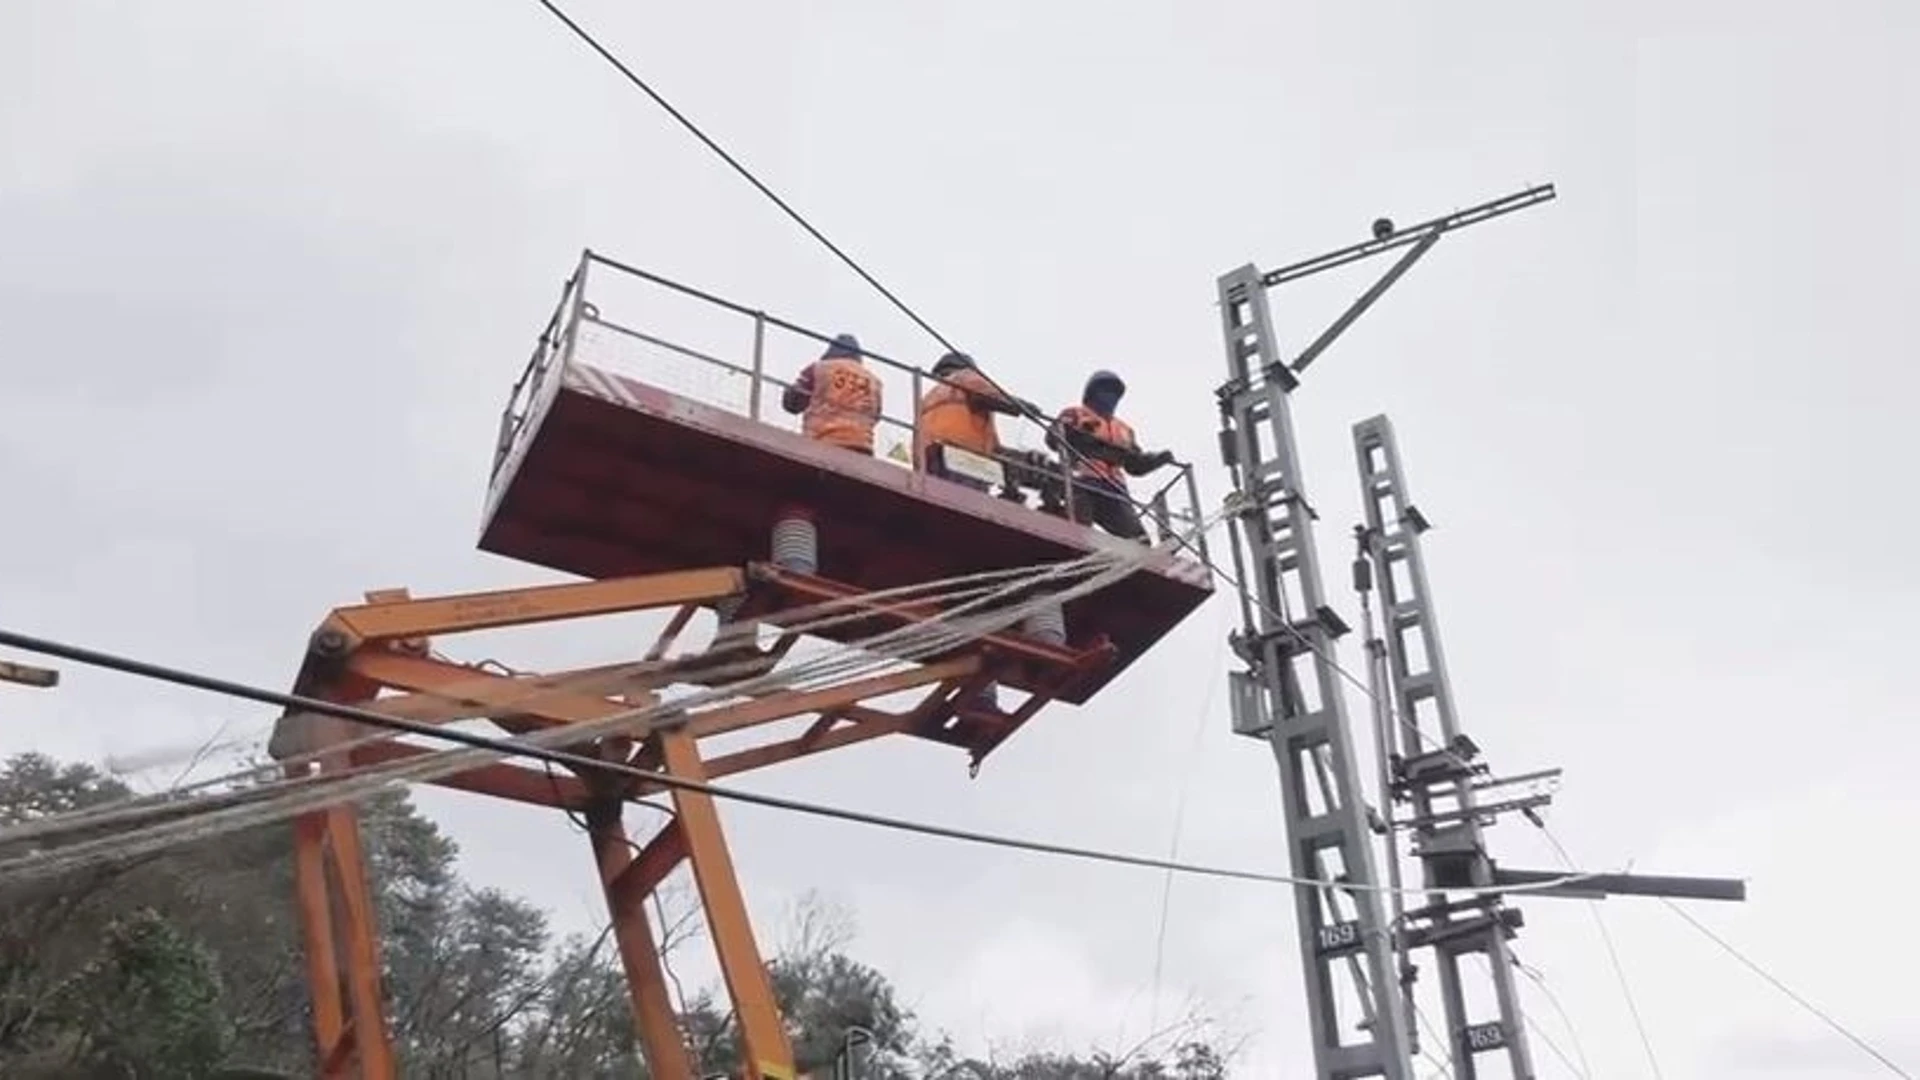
(270, 549, 1192, 1078)
(267, 253, 1217, 1080)
(479, 252, 1215, 705)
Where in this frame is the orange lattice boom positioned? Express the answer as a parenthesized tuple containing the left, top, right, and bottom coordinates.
(270, 252, 1214, 1080)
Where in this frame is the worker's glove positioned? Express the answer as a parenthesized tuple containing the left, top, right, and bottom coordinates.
(1148, 449, 1178, 470)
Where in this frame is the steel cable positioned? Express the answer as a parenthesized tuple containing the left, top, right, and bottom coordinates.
(0, 521, 1173, 875)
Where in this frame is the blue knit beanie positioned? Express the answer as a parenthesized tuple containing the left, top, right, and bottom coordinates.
(823, 333, 862, 360)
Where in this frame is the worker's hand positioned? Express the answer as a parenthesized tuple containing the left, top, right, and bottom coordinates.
(1149, 449, 1178, 470)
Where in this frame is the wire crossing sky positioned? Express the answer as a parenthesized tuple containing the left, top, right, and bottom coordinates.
(4, 1, 1917, 1074)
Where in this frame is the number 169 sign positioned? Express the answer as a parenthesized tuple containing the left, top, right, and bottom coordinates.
(1462, 1022, 1507, 1052)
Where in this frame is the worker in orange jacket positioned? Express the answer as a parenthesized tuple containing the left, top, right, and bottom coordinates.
(782, 333, 884, 455)
(1047, 369, 1175, 540)
(914, 352, 1036, 491)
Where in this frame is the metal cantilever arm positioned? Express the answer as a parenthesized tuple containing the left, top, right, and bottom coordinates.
(1261, 183, 1557, 287)
(1271, 184, 1558, 377)
(1493, 867, 1748, 902)
(1292, 229, 1443, 375)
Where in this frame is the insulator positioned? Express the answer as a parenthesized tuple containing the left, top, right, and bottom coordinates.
(1022, 603, 1068, 646)
(771, 511, 818, 576)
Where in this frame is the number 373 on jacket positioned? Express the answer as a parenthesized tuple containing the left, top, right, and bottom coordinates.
(802, 357, 883, 453)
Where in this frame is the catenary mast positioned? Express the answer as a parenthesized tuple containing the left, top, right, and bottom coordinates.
(1213, 188, 1543, 1079)
(1215, 185, 1747, 1077)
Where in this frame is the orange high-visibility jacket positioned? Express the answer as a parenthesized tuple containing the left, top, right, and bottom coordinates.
(915, 368, 1008, 467)
(1055, 404, 1137, 486)
(801, 358, 883, 453)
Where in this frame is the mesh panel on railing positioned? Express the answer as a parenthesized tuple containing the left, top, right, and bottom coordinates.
(569, 313, 922, 471)
(572, 318, 756, 416)
(541, 256, 1208, 550)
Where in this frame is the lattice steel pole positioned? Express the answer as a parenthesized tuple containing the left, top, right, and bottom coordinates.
(1353, 414, 1534, 1078)
(1217, 266, 1414, 1079)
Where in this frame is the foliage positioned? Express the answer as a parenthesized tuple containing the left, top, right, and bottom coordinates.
(0, 753, 1238, 1078)
(54, 907, 233, 1078)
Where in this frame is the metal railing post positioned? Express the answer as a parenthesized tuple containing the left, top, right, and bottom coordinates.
(494, 264, 583, 480)
(493, 346, 533, 477)
(1182, 464, 1209, 564)
(748, 312, 767, 420)
(558, 250, 592, 374)
(909, 369, 923, 468)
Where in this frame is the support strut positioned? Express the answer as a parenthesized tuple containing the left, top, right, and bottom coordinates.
(272, 566, 1107, 1078)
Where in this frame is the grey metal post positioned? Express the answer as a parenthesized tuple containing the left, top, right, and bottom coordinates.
(1216, 265, 1414, 1079)
(1183, 465, 1211, 565)
(1352, 414, 1534, 1079)
(911, 368, 924, 464)
(1358, 573, 1417, 1058)
(1148, 489, 1172, 544)
(495, 268, 578, 477)
(749, 312, 767, 420)
(560, 250, 592, 375)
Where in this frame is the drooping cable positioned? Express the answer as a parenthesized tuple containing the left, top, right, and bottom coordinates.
(550, 784, 701, 1062)
(1, 551, 1120, 850)
(523, 18, 1186, 529)
(1532, 820, 1913, 1078)
(0, 502, 1611, 903)
(0, 620, 1604, 904)
(0, 516, 1205, 871)
(1536, 829, 1664, 1078)
(1145, 601, 1232, 1035)
(1459, 951, 1589, 1078)
(1659, 898, 1913, 1079)
(0, 542, 1143, 877)
(1522, 1018, 1587, 1080)
(528, 0, 956, 353)
(1511, 957, 1595, 1079)
(1406, 1000, 1456, 1078)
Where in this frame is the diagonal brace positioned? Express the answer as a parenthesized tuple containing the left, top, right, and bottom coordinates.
(1292, 229, 1442, 375)
(319, 567, 745, 648)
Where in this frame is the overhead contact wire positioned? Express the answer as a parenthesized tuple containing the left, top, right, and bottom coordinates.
(529, 3, 1188, 536)
(529, 0, 956, 352)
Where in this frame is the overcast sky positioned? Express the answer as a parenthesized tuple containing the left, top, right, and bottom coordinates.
(5, 1, 1917, 1076)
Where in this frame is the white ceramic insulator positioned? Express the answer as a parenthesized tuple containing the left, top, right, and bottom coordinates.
(771, 514, 819, 576)
(1022, 603, 1067, 646)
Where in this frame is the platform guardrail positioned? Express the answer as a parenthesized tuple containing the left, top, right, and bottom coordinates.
(493, 251, 1210, 566)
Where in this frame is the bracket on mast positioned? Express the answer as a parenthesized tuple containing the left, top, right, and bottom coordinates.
(0, 659, 59, 688)
(1258, 184, 1557, 378)
(1491, 868, 1748, 903)
(1262, 185, 1557, 288)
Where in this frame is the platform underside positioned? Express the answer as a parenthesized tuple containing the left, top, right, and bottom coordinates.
(480, 364, 1213, 705)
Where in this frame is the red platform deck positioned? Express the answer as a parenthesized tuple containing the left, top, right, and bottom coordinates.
(481, 358, 1213, 706)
